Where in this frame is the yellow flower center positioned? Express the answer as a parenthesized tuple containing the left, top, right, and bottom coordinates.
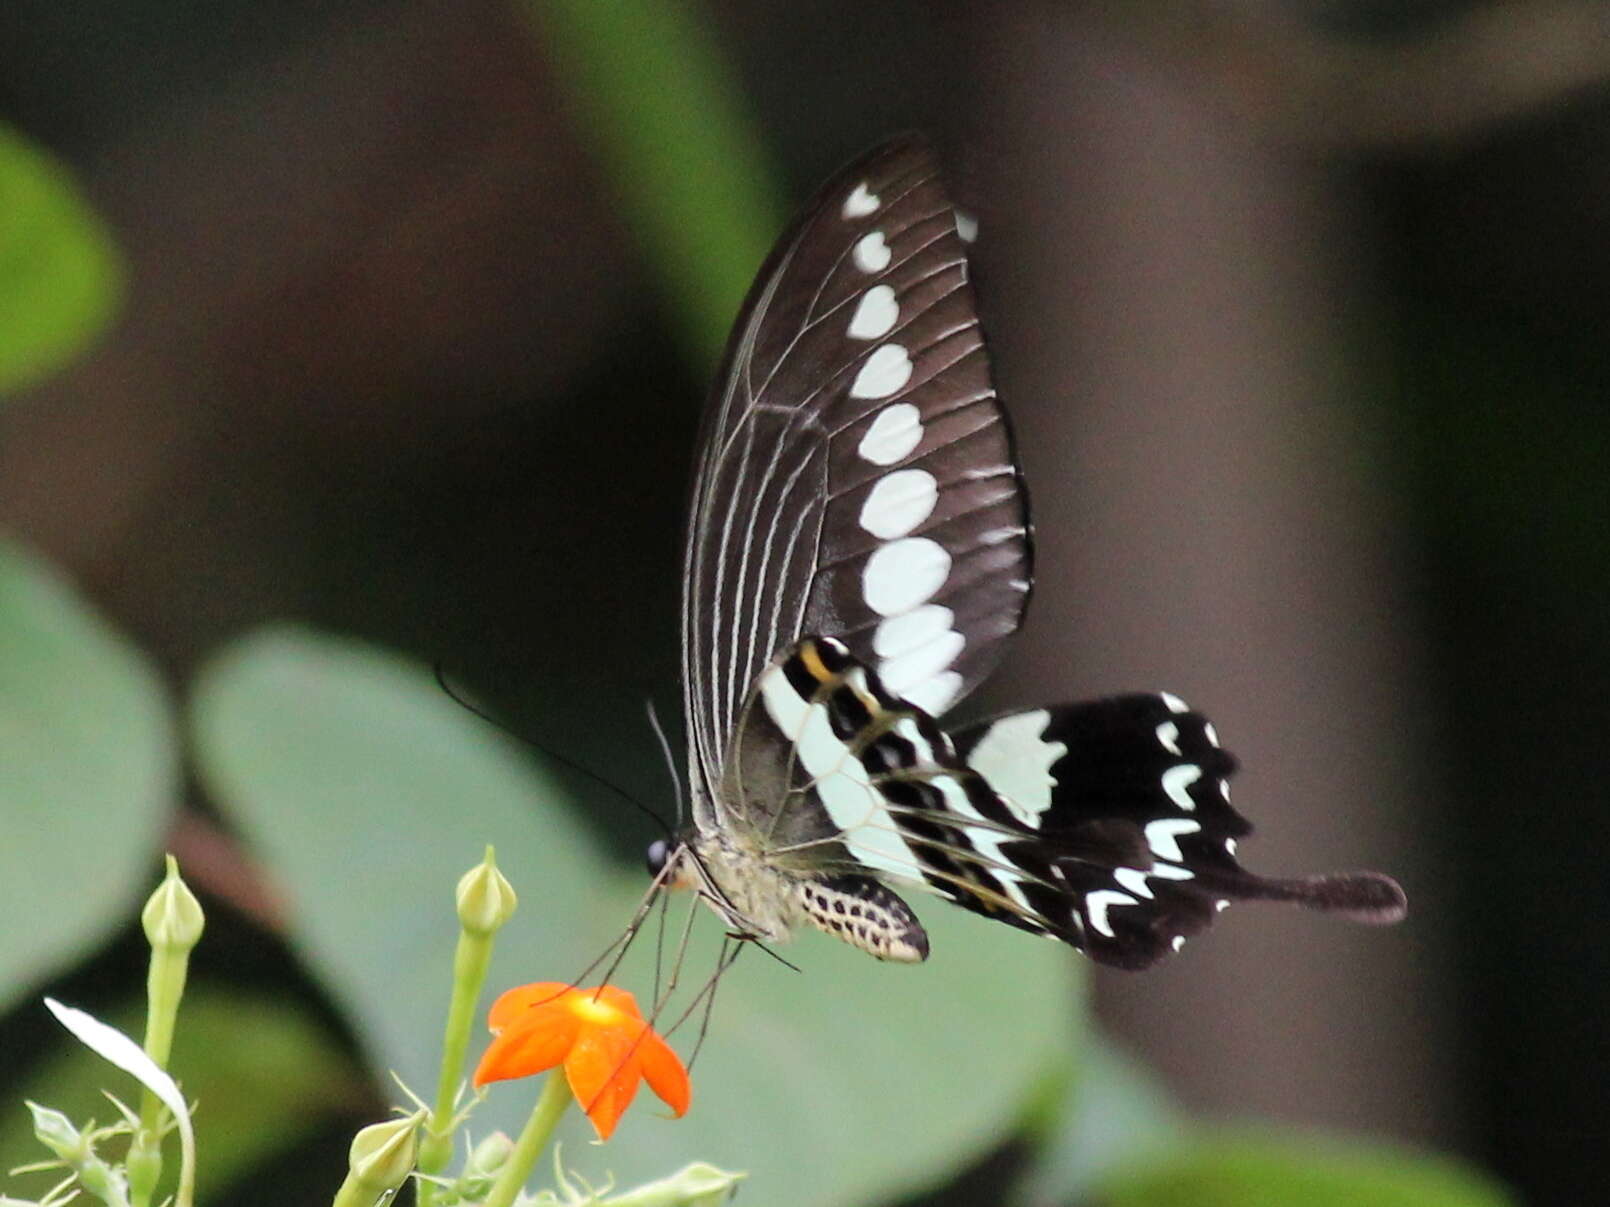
(570, 993, 625, 1026)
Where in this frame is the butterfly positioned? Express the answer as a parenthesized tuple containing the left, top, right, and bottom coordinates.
(646, 135, 1406, 970)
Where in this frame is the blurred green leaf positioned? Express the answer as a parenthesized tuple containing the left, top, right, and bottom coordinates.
(0, 124, 124, 397)
(189, 626, 1081, 1207)
(524, 0, 782, 368)
(0, 991, 360, 1203)
(1015, 1036, 1186, 1207)
(1099, 1130, 1516, 1207)
(0, 541, 175, 1012)
(175, 991, 367, 1200)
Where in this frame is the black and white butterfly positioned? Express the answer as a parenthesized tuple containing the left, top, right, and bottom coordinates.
(647, 136, 1406, 971)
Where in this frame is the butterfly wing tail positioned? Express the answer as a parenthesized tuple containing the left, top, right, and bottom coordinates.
(1222, 868, 1407, 924)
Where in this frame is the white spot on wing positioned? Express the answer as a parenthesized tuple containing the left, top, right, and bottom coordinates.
(1086, 889, 1137, 938)
(1171, 935, 1186, 952)
(1162, 764, 1202, 811)
(853, 230, 891, 272)
(873, 605, 954, 658)
(1148, 862, 1194, 881)
(1113, 867, 1155, 899)
(1203, 722, 1220, 746)
(1160, 692, 1189, 714)
(1143, 818, 1201, 862)
(862, 537, 950, 616)
(843, 182, 880, 219)
(847, 285, 899, 341)
(878, 629, 964, 696)
(900, 671, 962, 716)
(954, 209, 978, 243)
(1225, 838, 1237, 856)
(965, 710, 1066, 825)
(850, 344, 913, 399)
(858, 468, 938, 539)
(1155, 721, 1181, 755)
(1215, 899, 1230, 911)
(857, 403, 923, 465)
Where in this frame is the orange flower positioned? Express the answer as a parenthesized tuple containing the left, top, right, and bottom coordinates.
(473, 983, 690, 1140)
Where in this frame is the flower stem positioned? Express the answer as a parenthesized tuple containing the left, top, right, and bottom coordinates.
(417, 927, 493, 1193)
(480, 1074, 573, 1207)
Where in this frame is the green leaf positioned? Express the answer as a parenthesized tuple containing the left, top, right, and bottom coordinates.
(190, 626, 1082, 1207)
(1015, 1035, 1186, 1206)
(524, 0, 783, 368)
(0, 541, 176, 1011)
(174, 992, 368, 1200)
(1100, 1130, 1517, 1207)
(0, 991, 360, 1203)
(0, 124, 124, 397)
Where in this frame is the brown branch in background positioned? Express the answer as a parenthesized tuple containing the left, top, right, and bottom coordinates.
(1095, 0, 1610, 149)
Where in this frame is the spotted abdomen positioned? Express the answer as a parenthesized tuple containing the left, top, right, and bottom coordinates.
(796, 873, 928, 963)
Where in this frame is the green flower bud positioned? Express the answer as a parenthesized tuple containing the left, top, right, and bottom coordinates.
(466, 1131, 513, 1179)
(346, 1113, 424, 1200)
(605, 1163, 745, 1207)
(141, 856, 204, 953)
(455, 849, 517, 936)
(26, 1104, 130, 1207)
(26, 1103, 83, 1161)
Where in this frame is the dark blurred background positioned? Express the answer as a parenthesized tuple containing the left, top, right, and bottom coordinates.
(2, 1, 1608, 1202)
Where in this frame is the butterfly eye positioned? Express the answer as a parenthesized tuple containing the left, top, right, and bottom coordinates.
(645, 839, 670, 878)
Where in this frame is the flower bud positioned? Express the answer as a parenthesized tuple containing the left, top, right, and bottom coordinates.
(141, 856, 204, 953)
(26, 1104, 129, 1207)
(26, 1103, 83, 1161)
(455, 849, 517, 936)
(606, 1162, 745, 1207)
(346, 1112, 424, 1201)
(466, 1131, 513, 1179)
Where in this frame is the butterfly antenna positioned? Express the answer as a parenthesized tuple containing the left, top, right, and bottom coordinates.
(644, 697, 685, 828)
(431, 662, 676, 844)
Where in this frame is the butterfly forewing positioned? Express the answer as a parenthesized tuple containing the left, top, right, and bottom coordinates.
(682, 137, 1029, 827)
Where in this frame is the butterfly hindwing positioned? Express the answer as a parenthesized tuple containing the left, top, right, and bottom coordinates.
(952, 698, 1407, 968)
(728, 638, 1405, 969)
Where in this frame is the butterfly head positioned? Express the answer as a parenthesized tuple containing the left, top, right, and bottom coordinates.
(645, 837, 672, 879)
(644, 836, 706, 897)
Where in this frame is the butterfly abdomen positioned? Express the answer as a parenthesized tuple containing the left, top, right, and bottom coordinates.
(796, 874, 929, 963)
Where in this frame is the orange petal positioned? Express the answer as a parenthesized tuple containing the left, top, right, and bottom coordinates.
(487, 982, 576, 1032)
(564, 1026, 642, 1140)
(473, 1007, 579, 1086)
(637, 1028, 690, 1118)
